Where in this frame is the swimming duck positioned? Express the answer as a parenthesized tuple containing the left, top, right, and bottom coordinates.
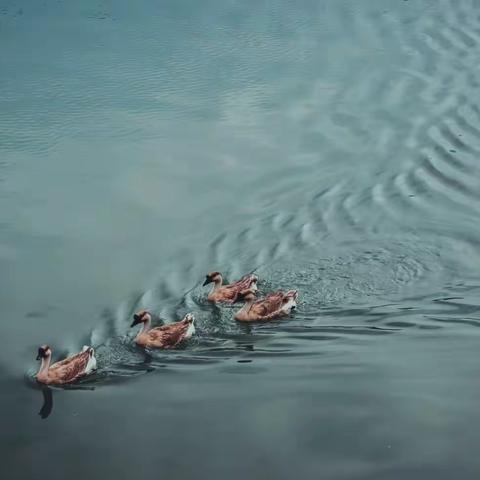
(203, 271, 258, 303)
(234, 289, 298, 322)
(35, 345, 97, 385)
(131, 310, 195, 349)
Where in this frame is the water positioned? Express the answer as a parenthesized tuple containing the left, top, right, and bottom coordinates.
(2, 0, 480, 478)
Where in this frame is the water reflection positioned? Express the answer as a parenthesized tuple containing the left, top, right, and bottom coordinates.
(31, 380, 95, 420)
(38, 386, 53, 419)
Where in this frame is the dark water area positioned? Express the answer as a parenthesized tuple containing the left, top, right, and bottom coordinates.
(2, 0, 480, 478)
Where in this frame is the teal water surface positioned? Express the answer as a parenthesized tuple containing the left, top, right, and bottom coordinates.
(2, 1, 480, 479)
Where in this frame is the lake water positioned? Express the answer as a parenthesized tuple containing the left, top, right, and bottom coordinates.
(2, 0, 480, 478)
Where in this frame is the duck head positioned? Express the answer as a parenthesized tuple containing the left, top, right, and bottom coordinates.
(282, 290, 298, 311)
(183, 313, 195, 324)
(131, 310, 152, 327)
(203, 271, 222, 286)
(36, 345, 52, 361)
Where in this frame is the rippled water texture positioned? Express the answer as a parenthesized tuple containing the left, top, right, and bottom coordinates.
(2, 1, 480, 479)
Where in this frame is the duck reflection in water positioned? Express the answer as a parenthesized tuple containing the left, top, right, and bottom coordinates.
(38, 385, 53, 419)
(36, 382, 95, 420)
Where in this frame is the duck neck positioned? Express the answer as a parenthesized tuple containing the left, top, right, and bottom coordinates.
(238, 298, 255, 314)
(136, 317, 152, 339)
(211, 275, 223, 293)
(37, 356, 51, 381)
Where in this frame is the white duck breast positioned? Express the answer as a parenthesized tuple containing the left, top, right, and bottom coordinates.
(184, 313, 195, 339)
(82, 346, 97, 374)
(185, 322, 195, 339)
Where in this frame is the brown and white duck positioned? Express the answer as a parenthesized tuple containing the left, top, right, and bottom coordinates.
(234, 289, 298, 322)
(130, 310, 195, 349)
(35, 345, 97, 385)
(203, 271, 258, 303)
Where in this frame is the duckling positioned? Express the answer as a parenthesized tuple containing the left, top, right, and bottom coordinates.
(203, 271, 258, 303)
(35, 345, 97, 385)
(131, 310, 195, 349)
(234, 289, 298, 322)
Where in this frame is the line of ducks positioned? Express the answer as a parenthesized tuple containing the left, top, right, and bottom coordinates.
(35, 271, 299, 385)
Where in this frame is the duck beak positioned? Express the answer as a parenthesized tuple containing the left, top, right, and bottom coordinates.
(202, 277, 212, 286)
(131, 314, 141, 327)
(36, 354, 41, 361)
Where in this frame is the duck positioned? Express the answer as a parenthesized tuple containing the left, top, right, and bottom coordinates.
(35, 345, 97, 385)
(203, 271, 258, 303)
(234, 289, 298, 322)
(131, 310, 195, 349)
